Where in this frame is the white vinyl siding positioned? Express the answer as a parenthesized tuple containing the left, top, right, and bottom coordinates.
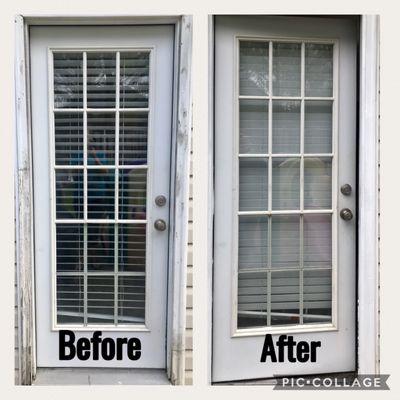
(185, 145, 193, 385)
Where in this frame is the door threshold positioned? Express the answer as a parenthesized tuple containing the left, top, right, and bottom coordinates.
(33, 368, 171, 385)
(213, 371, 357, 386)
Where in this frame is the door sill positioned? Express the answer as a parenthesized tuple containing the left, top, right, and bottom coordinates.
(213, 371, 357, 385)
(33, 368, 171, 385)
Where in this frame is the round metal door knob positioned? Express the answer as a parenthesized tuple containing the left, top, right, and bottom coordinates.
(154, 219, 167, 231)
(340, 208, 353, 221)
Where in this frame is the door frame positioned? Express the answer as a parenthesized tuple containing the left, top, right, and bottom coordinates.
(15, 14, 192, 385)
(206, 15, 380, 383)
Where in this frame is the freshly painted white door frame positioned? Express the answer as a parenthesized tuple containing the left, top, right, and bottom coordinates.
(206, 14, 380, 383)
(14, 14, 192, 385)
(358, 14, 380, 375)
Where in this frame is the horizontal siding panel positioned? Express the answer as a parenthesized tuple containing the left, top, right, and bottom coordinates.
(185, 165, 193, 382)
(188, 221, 193, 244)
(185, 350, 193, 371)
(186, 287, 193, 308)
(15, 327, 18, 350)
(15, 351, 19, 372)
(185, 328, 193, 349)
(187, 243, 193, 266)
(15, 259, 19, 384)
(186, 308, 193, 329)
(185, 370, 193, 385)
(189, 180, 193, 199)
(15, 283, 18, 305)
(187, 265, 193, 287)
(188, 199, 193, 220)
(15, 305, 18, 328)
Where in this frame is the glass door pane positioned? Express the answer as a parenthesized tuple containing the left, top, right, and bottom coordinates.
(237, 39, 334, 329)
(53, 50, 150, 326)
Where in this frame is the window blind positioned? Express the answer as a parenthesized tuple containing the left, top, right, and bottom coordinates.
(237, 40, 334, 329)
(53, 50, 151, 326)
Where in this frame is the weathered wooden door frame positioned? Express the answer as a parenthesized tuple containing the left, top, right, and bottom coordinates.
(15, 14, 192, 385)
(207, 14, 380, 383)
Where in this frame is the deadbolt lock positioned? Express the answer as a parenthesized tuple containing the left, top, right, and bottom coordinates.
(340, 184, 352, 196)
(154, 219, 167, 231)
(155, 195, 167, 207)
(340, 208, 353, 221)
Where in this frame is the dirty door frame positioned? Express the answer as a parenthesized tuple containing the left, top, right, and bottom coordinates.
(15, 14, 192, 385)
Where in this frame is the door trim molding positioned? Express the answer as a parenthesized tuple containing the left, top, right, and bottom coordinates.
(15, 15, 36, 386)
(208, 15, 380, 384)
(14, 14, 192, 385)
(168, 15, 193, 385)
(358, 14, 380, 375)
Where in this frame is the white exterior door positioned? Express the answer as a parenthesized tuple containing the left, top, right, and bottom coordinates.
(213, 16, 357, 382)
(31, 25, 174, 368)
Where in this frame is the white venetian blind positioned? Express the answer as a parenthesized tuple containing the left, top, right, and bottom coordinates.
(87, 52, 116, 108)
(53, 50, 151, 326)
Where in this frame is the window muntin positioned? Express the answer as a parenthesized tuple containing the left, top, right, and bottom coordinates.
(237, 39, 335, 330)
(52, 50, 151, 327)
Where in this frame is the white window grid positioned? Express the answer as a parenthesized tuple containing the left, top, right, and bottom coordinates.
(49, 49, 152, 328)
(235, 38, 338, 330)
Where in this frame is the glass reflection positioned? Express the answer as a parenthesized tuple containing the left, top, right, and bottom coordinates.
(272, 157, 300, 210)
(239, 41, 269, 96)
(119, 169, 147, 220)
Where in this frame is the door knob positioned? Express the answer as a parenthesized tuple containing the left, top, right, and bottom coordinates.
(154, 219, 167, 231)
(340, 208, 353, 221)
